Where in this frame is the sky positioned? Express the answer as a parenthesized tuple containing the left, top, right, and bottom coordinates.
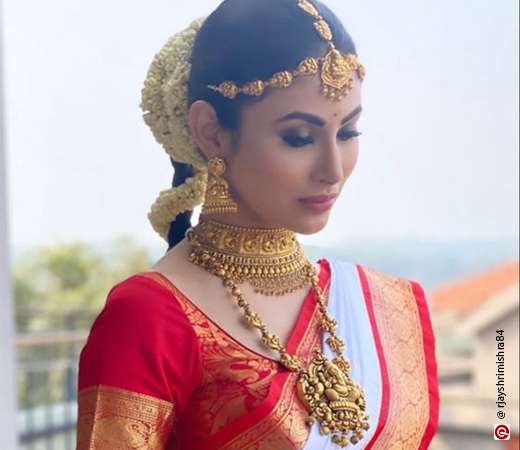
(2, 0, 519, 250)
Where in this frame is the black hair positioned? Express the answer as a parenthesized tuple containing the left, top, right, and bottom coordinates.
(167, 159, 195, 250)
(167, 0, 357, 250)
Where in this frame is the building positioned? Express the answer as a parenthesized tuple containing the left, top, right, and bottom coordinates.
(430, 261, 519, 449)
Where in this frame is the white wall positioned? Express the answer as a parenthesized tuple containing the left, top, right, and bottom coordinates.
(0, 0, 19, 446)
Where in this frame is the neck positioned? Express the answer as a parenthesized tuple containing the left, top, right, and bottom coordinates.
(195, 212, 290, 232)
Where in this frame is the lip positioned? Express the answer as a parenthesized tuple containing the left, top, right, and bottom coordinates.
(298, 194, 338, 213)
(298, 194, 339, 203)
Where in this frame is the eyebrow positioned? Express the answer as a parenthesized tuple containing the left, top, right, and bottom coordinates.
(275, 105, 363, 127)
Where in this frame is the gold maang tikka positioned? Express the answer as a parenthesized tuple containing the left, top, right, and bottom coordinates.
(201, 157, 238, 215)
(208, 0, 366, 102)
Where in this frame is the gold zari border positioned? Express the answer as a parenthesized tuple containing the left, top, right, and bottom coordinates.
(364, 268, 430, 449)
(76, 385, 175, 450)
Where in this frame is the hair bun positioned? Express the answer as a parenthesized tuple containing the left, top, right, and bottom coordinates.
(141, 18, 208, 241)
(140, 17, 207, 171)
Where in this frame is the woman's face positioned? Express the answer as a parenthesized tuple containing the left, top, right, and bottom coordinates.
(205, 74, 362, 235)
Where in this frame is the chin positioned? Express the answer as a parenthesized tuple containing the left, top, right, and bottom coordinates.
(291, 216, 329, 235)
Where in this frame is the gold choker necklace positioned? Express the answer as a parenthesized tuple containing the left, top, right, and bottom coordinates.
(187, 218, 310, 296)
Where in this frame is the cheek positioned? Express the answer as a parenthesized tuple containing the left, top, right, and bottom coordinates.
(234, 131, 291, 179)
(343, 144, 359, 179)
(230, 137, 287, 192)
(240, 152, 302, 193)
(231, 145, 309, 206)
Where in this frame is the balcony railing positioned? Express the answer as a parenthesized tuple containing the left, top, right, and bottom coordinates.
(16, 331, 88, 450)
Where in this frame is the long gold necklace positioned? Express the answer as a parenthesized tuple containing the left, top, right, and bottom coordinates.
(186, 222, 370, 448)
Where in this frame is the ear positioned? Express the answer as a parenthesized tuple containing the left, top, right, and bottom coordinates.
(188, 100, 233, 162)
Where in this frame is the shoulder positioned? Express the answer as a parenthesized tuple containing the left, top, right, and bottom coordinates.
(347, 263, 433, 335)
(107, 272, 172, 302)
(322, 256, 421, 285)
(79, 272, 203, 399)
(83, 272, 202, 369)
(91, 272, 193, 335)
(356, 263, 421, 288)
(323, 257, 429, 307)
(355, 264, 428, 306)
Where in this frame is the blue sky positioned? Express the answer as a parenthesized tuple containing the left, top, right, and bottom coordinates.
(3, 0, 519, 249)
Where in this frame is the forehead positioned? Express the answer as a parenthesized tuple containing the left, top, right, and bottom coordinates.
(242, 73, 362, 123)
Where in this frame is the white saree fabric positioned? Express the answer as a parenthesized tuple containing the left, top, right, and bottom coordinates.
(303, 258, 383, 450)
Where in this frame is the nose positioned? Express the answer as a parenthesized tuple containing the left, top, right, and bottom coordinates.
(317, 139, 344, 186)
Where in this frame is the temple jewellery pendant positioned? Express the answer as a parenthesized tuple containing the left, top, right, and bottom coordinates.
(296, 350, 370, 447)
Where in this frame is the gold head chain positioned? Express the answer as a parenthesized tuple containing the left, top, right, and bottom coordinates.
(208, 0, 366, 102)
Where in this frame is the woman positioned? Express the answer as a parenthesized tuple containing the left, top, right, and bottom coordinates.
(76, 0, 439, 449)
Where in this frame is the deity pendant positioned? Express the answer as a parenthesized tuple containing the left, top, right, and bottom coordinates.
(296, 351, 370, 448)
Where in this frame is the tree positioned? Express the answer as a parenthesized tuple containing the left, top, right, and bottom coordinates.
(12, 236, 153, 332)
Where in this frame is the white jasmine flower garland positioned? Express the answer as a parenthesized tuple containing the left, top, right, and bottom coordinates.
(140, 17, 208, 241)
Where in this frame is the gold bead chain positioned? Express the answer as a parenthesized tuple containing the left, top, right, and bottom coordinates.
(186, 226, 370, 447)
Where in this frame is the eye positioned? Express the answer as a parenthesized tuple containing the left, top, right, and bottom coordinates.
(338, 129, 362, 141)
(282, 134, 315, 148)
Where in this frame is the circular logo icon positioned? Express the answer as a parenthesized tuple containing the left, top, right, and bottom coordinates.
(495, 424, 510, 440)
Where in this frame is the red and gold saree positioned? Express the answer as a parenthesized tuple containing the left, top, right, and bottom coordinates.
(77, 258, 439, 449)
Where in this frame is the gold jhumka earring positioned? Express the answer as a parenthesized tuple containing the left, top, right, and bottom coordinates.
(201, 157, 238, 215)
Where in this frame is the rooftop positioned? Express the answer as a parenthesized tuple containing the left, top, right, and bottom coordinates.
(431, 260, 519, 314)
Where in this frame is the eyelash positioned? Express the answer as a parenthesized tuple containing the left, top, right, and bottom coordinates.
(282, 130, 362, 148)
